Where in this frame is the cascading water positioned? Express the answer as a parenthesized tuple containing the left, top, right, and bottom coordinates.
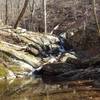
(30, 32, 74, 77)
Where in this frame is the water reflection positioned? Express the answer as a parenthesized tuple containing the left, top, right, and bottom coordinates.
(0, 77, 100, 100)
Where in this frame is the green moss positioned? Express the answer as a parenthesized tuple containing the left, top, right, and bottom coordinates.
(9, 66, 23, 73)
(0, 64, 8, 77)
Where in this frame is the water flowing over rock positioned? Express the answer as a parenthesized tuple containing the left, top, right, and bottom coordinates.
(0, 24, 100, 84)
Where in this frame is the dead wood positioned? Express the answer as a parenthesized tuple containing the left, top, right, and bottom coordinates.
(14, 0, 29, 29)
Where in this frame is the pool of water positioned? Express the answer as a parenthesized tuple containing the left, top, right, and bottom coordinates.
(0, 77, 100, 100)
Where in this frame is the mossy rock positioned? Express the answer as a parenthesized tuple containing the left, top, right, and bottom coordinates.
(0, 52, 11, 63)
(9, 66, 24, 73)
(0, 64, 8, 77)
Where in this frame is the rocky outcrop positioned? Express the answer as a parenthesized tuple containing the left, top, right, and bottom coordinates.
(0, 25, 60, 79)
(0, 24, 100, 83)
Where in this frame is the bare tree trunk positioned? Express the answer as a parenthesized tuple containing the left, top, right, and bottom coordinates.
(29, 0, 35, 30)
(29, 0, 35, 16)
(14, 0, 29, 29)
(17, 0, 21, 13)
(5, 0, 8, 24)
(73, 0, 77, 20)
(43, 0, 47, 34)
(93, 0, 100, 35)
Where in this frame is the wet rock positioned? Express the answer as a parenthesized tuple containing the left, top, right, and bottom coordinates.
(59, 52, 77, 62)
(6, 70, 16, 80)
(25, 45, 40, 56)
(42, 62, 73, 76)
(0, 63, 16, 80)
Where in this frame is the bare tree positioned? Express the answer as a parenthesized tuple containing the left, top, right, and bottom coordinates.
(73, 0, 78, 20)
(28, 0, 35, 30)
(17, 0, 21, 13)
(5, 0, 8, 24)
(93, 0, 100, 35)
(14, 0, 29, 29)
(29, 0, 35, 17)
(43, 0, 47, 33)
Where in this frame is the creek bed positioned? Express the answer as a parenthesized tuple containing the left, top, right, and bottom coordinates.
(0, 77, 100, 100)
